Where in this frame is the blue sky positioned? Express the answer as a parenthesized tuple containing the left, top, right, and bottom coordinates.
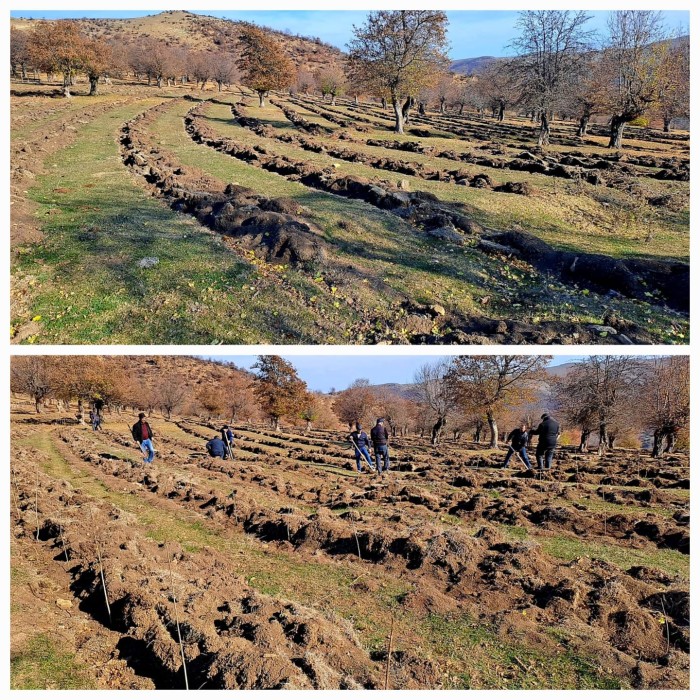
(11, 10, 689, 58)
(200, 355, 587, 392)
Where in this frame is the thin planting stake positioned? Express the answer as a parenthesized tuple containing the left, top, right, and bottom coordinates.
(168, 548, 190, 690)
(384, 614, 395, 690)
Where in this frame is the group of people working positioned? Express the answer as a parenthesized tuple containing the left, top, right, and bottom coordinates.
(348, 418, 391, 475)
(502, 413, 560, 472)
(128, 412, 560, 475)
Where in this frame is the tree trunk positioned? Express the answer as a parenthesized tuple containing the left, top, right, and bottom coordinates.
(331, 94, 337, 106)
(306, 420, 312, 432)
(487, 412, 498, 448)
(156, 76, 163, 88)
(665, 431, 677, 454)
(273, 416, 280, 431)
(651, 429, 663, 458)
(598, 421, 608, 455)
(608, 114, 626, 149)
(577, 112, 590, 137)
(663, 116, 672, 133)
(354, 95, 359, 105)
(418, 102, 426, 115)
(217, 80, 223, 92)
(77, 399, 85, 424)
(401, 96, 413, 125)
(474, 422, 482, 443)
(35, 396, 44, 413)
(578, 428, 590, 453)
(381, 96, 387, 109)
(439, 98, 445, 113)
(459, 103, 465, 115)
(430, 416, 446, 446)
(537, 110, 550, 147)
(89, 75, 99, 96)
(392, 97, 404, 134)
(258, 91, 266, 107)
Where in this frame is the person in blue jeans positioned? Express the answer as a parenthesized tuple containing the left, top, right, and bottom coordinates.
(370, 418, 390, 476)
(131, 412, 155, 463)
(348, 423, 372, 472)
(502, 424, 532, 469)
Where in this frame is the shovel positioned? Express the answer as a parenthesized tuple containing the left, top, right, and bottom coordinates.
(349, 435, 376, 472)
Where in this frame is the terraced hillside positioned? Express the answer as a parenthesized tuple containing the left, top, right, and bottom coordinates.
(11, 82, 689, 344)
(11, 398, 689, 689)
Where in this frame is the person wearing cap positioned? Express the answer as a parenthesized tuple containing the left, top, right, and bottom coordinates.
(131, 412, 155, 463)
(206, 434, 228, 459)
(348, 422, 372, 473)
(532, 412, 560, 471)
(370, 418, 390, 475)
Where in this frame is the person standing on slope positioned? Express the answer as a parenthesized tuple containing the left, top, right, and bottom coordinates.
(348, 423, 372, 473)
(532, 413, 560, 471)
(370, 418, 390, 476)
(131, 412, 155, 464)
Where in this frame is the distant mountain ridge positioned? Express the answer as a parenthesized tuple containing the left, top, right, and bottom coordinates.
(450, 55, 500, 75)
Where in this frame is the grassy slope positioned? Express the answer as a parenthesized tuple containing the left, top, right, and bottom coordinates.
(10, 99, 333, 344)
(10, 92, 688, 344)
(263, 97, 689, 262)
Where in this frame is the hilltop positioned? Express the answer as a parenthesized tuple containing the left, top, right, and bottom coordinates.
(10, 10, 343, 73)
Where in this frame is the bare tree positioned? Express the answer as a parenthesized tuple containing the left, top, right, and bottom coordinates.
(348, 10, 450, 134)
(655, 32, 689, 132)
(448, 356, 550, 448)
(157, 378, 189, 419)
(414, 360, 456, 445)
(554, 356, 642, 455)
(509, 10, 594, 146)
(639, 357, 689, 457)
(10, 357, 58, 413)
(602, 10, 666, 148)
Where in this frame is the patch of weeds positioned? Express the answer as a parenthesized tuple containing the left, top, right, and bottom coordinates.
(11, 633, 94, 690)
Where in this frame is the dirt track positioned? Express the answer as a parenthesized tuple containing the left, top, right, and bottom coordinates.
(11, 402, 689, 689)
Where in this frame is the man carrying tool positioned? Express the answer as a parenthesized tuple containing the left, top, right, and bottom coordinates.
(370, 418, 390, 476)
(131, 412, 155, 463)
(221, 425, 235, 460)
(502, 423, 532, 469)
(532, 412, 560, 471)
(348, 423, 373, 473)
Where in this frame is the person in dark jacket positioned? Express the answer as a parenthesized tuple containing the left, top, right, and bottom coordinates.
(502, 424, 532, 469)
(532, 413, 560, 471)
(206, 436, 227, 459)
(131, 413, 155, 463)
(348, 423, 373, 473)
(370, 418, 390, 475)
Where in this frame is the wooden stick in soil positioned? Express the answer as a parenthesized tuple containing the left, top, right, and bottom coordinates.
(384, 614, 395, 690)
(168, 547, 190, 690)
(660, 595, 670, 656)
(89, 509, 112, 625)
(58, 523, 70, 562)
(351, 513, 362, 560)
(34, 464, 41, 541)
